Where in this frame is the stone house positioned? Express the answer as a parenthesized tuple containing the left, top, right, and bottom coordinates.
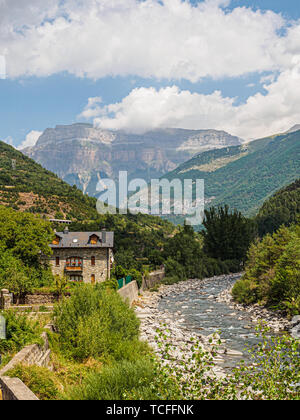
(49, 228, 114, 284)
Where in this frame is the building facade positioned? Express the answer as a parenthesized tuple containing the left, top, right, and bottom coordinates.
(49, 229, 114, 284)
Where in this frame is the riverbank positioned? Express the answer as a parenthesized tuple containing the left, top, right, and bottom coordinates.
(135, 274, 244, 378)
(135, 273, 298, 376)
(216, 284, 291, 333)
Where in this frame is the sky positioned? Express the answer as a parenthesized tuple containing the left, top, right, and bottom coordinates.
(0, 0, 300, 148)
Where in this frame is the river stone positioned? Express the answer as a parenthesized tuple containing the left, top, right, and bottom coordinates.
(291, 315, 300, 327)
(225, 349, 243, 356)
(291, 325, 300, 339)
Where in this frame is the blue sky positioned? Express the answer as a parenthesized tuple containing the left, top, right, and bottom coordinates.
(0, 0, 300, 146)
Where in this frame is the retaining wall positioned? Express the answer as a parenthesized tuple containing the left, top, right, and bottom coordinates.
(118, 281, 139, 306)
(0, 377, 39, 401)
(141, 269, 165, 291)
(24, 293, 58, 305)
(0, 326, 53, 400)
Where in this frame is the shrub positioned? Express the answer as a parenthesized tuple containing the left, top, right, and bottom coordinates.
(97, 279, 118, 291)
(232, 278, 259, 305)
(0, 310, 42, 354)
(165, 257, 186, 281)
(162, 276, 181, 285)
(65, 359, 154, 400)
(232, 223, 300, 315)
(6, 364, 60, 400)
(53, 285, 140, 362)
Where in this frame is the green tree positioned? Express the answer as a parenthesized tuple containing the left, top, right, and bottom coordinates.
(203, 205, 256, 263)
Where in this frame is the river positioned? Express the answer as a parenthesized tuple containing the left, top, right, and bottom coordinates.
(157, 274, 284, 370)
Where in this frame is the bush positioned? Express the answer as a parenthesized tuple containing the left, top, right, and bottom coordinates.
(6, 364, 59, 400)
(66, 359, 154, 400)
(165, 257, 186, 281)
(232, 278, 258, 305)
(53, 285, 141, 362)
(98, 279, 119, 291)
(0, 310, 42, 354)
(162, 276, 181, 285)
(232, 223, 300, 315)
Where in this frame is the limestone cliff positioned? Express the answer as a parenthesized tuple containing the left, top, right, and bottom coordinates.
(23, 123, 243, 196)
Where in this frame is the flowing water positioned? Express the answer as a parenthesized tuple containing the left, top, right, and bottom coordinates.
(158, 275, 280, 370)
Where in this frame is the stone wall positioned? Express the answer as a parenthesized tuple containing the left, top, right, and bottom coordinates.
(49, 247, 111, 284)
(141, 269, 165, 291)
(0, 289, 13, 310)
(118, 281, 139, 307)
(24, 293, 58, 305)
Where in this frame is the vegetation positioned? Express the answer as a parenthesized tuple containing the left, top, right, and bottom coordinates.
(19, 324, 297, 400)
(3, 285, 298, 400)
(256, 179, 300, 236)
(53, 284, 147, 363)
(0, 310, 42, 358)
(164, 129, 300, 219)
(232, 222, 300, 315)
(0, 206, 54, 300)
(203, 205, 256, 262)
(0, 140, 99, 220)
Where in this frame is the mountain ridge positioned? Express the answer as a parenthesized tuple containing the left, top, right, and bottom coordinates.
(23, 123, 243, 195)
(163, 129, 300, 218)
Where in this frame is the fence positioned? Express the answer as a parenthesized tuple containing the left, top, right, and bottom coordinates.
(117, 276, 132, 290)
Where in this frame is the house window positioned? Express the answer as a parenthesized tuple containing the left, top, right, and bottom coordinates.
(69, 275, 83, 282)
(91, 274, 96, 284)
(91, 256, 95, 266)
(53, 236, 61, 245)
(56, 257, 60, 267)
(66, 257, 83, 270)
(90, 235, 99, 245)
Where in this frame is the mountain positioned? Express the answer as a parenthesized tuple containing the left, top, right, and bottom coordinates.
(23, 123, 243, 196)
(0, 140, 98, 220)
(286, 124, 300, 134)
(0, 139, 175, 247)
(256, 178, 300, 235)
(163, 129, 300, 218)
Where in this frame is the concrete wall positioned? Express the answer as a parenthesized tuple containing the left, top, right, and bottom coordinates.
(0, 327, 53, 400)
(0, 332, 51, 377)
(118, 281, 139, 307)
(0, 377, 39, 401)
(141, 269, 165, 291)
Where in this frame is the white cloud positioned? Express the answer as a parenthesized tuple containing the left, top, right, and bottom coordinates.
(82, 62, 300, 140)
(3, 136, 14, 146)
(1, 0, 298, 81)
(19, 130, 42, 149)
(78, 97, 103, 120)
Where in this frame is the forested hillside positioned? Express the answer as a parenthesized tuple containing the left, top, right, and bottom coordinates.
(164, 130, 300, 217)
(0, 140, 97, 221)
(256, 179, 300, 235)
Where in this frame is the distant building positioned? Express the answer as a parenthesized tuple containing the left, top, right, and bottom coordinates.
(49, 228, 114, 284)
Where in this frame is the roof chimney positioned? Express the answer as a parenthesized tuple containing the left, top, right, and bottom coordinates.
(102, 228, 107, 243)
(64, 226, 69, 235)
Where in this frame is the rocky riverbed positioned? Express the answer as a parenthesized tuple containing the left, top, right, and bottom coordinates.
(135, 274, 299, 375)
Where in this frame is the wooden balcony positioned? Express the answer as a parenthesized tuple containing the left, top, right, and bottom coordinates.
(65, 265, 83, 272)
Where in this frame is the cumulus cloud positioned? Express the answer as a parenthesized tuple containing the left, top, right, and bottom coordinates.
(3, 136, 14, 146)
(1, 0, 298, 81)
(19, 130, 43, 149)
(78, 97, 103, 120)
(81, 62, 300, 140)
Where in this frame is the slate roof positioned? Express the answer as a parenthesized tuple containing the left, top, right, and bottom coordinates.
(50, 231, 114, 248)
